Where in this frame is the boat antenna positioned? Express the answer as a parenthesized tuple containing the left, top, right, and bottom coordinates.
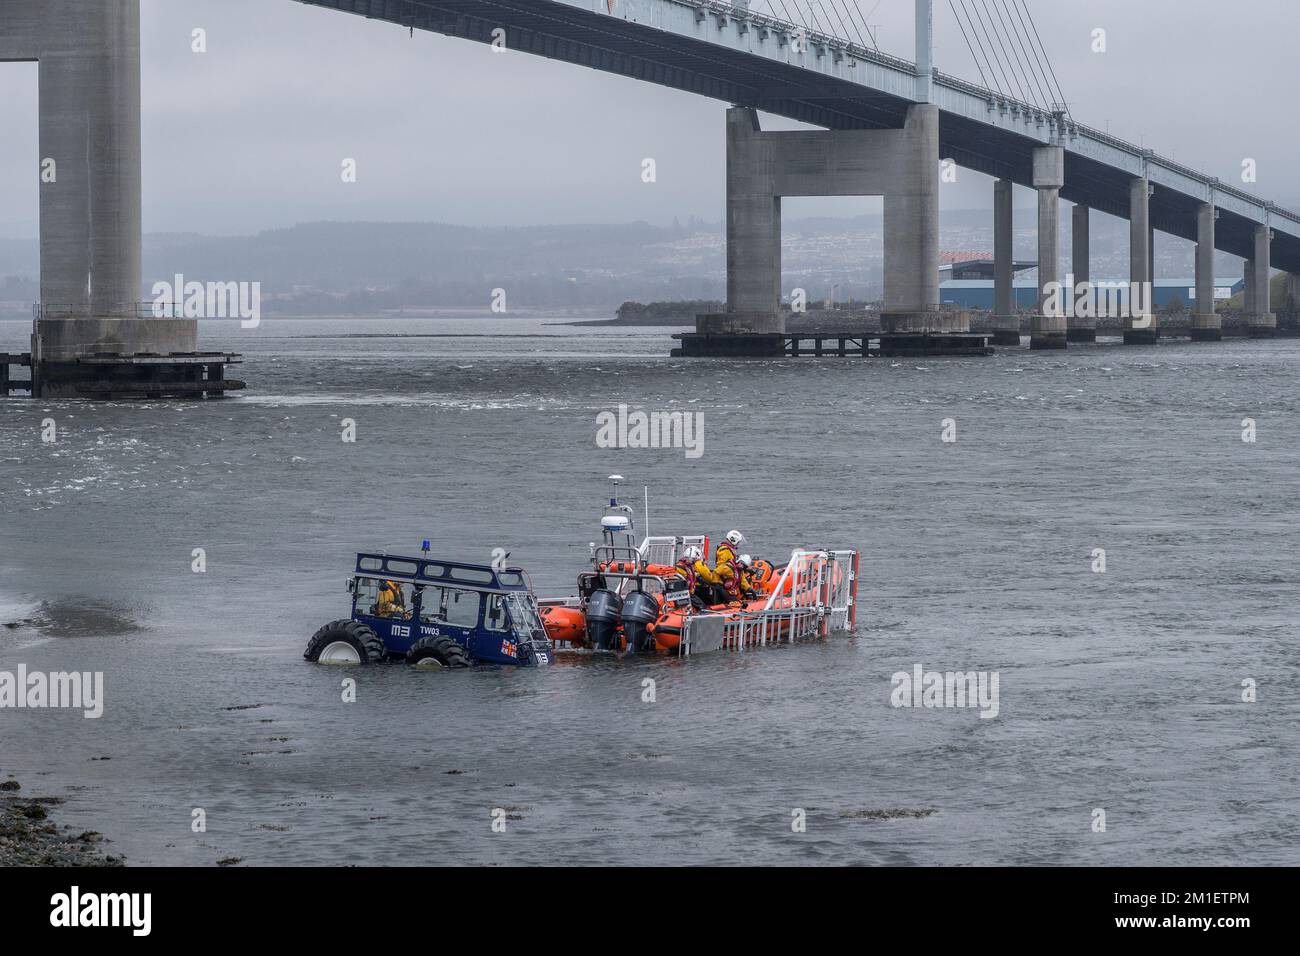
(644, 485, 650, 538)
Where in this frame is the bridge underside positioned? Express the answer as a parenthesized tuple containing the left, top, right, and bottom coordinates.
(296, 0, 1298, 271)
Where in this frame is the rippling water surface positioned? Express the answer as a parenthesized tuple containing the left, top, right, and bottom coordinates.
(1, 316, 1297, 865)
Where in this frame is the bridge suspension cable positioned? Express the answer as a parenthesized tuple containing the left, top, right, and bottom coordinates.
(749, 1, 881, 51)
(986, 0, 1042, 107)
(947, 0, 992, 90)
(1014, 0, 1071, 117)
(746, 0, 1067, 115)
(998, 0, 1052, 110)
(819, 0, 856, 47)
(958, 0, 1018, 100)
(979, 0, 1032, 103)
(946, 0, 1070, 118)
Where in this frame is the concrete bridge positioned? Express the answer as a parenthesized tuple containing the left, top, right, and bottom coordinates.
(3, 0, 1299, 392)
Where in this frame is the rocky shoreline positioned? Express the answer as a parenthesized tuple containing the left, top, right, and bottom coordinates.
(0, 780, 123, 867)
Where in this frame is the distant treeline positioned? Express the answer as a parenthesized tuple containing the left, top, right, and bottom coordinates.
(614, 300, 724, 323)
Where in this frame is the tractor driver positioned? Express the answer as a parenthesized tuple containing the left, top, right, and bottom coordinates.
(376, 579, 408, 618)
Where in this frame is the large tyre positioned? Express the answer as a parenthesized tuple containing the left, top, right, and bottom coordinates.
(303, 620, 386, 665)
(406, 635, 470, 669)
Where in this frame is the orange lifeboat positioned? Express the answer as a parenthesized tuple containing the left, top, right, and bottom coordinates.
(647, 603, 688, 653)
(541, 542, 851, 656)
(539, 604, 586, 645)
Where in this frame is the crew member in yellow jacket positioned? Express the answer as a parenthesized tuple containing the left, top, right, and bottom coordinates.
(376, 580, 407, 618)
(694, 530, 745, 604)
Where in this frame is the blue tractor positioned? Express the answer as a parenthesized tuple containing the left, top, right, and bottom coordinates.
(303, 551, 553, 667)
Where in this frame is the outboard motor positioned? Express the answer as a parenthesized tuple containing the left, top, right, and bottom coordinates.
(620, 590, 661, 654)
(585, 589, 623, 651)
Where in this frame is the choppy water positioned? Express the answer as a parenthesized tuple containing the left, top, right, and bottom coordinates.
(1, 316, 1297, 865)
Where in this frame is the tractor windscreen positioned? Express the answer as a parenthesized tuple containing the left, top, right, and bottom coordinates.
(507, 593, 546, 639)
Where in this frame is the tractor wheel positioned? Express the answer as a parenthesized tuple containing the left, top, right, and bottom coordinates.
(303, 620, 386, 665)
(406, 635, 470, 669)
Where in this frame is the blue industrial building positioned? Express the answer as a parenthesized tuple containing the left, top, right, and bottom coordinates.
(938, 257, 1245, 310)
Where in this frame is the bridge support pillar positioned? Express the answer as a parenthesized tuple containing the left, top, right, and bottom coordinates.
(881, 104, 945, 333)
(1149, 224, 1156, 299)
(721, 107, 783, 337)
(1243, 258, 1256, 319)
(1124, 178, 1158, 344)
(1247, 225, 1275, 337)
(708, 103, 954, 347)
(1030, 146, 1066, 350)
(1067, 204, 1095, 341)
(990, 178, 1019, 346)
(0, 0, 199, 398)
(1191, 203, 1221, 341)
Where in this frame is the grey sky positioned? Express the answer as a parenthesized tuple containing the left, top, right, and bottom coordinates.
(0, 0, 1295, 237)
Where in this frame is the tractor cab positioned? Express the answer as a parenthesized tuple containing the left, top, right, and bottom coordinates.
(343, 551, 552, 666)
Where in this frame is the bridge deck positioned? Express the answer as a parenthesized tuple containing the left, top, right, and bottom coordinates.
(293, 0, 1300, 271)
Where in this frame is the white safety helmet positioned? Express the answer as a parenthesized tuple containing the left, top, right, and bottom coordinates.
(680, 545, 702, 563)
(726, 530, 745, 548)
(737, 553, 753, 569)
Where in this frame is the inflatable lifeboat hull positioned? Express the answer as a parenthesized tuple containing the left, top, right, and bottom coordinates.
(540, 554, 849, 655)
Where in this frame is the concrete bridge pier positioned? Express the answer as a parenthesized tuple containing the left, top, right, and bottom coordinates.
(1286, 273, 1300, 313)
(0, 0, 218, 398)
(880, 104, 945, 334)
(1030, 146, 1065, 350)
(697, 103, 952, 353)
(716, 107, 784, 341)
(1124, 178, 1158, 344)
(1067, 203, 1095, 341)
(1190, 203, 1221, 340)
(1149, 224, 1156, 301)
(1247, 225, 1276, 337)
(1243, 258, 1256, 321)
(990, 178, 1019, 346)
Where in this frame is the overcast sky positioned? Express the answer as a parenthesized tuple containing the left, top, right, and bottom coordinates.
(0, 0, 1296, 237)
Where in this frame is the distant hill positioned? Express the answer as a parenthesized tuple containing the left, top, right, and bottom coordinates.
(0, 211, 1260, 315)
(1, 220, 726, 313)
